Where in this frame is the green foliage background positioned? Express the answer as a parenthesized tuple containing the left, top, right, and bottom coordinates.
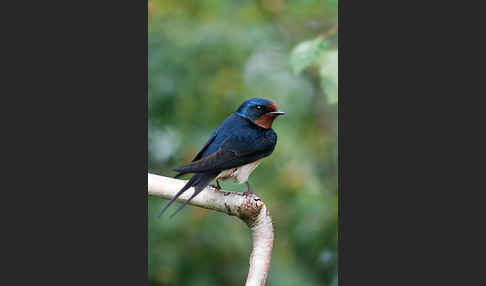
(148, 1, 338, 285)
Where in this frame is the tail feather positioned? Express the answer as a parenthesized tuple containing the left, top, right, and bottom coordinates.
(157, 178, 193, 218)
(173, 172, 186, 179)
(169, 188, 203, 218)
(158, 172, 218, 218)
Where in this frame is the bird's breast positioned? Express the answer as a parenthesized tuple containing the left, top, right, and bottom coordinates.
(216, 160, 262, 184)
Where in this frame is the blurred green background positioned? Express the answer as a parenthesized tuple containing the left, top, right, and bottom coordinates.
(148, 0, 338, 285)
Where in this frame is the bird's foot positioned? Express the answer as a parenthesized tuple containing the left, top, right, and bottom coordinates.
(243, 190, 256, 196)
(242, 191, 261, 211)
(243, 182, 259, 198)
(210, 180, 222, 190)
(209, 184, 219, 190)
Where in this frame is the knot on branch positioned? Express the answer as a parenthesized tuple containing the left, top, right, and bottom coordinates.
(237, 193, 265, 226)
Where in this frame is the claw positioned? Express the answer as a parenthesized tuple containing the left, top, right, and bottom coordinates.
(210, 180, 222, 190)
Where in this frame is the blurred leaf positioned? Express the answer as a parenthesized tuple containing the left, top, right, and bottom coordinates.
(290, 36, 327, 75)
(319, 50, 338, 104)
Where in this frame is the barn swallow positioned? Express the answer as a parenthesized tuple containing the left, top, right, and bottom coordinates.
(158, 97, 285, 218)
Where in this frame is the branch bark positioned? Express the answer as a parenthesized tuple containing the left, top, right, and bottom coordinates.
(148, 173, 274, 286)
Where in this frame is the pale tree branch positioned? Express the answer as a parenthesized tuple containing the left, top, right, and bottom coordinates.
(148, 173, 274, 286)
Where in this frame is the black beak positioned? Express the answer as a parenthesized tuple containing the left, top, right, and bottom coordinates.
(270, 110, 285, 115)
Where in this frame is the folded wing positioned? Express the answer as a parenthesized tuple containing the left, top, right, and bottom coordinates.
(173, 134, 276, 175)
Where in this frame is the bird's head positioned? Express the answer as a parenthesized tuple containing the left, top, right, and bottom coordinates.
(236, 98, 285, 129)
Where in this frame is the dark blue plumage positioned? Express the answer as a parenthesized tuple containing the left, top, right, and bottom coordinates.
(158, 98, 284, 218)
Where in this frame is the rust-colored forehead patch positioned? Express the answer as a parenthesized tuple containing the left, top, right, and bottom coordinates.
(265, 103, 278, 111)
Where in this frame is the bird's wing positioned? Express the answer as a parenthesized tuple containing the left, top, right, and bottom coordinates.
(191, 133, 217, 162)
(173, 132, 218, 178)
(189, 113, 238, 162)
(172, 134, 276, 174)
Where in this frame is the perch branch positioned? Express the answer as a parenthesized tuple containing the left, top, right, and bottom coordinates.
(148, 173, 274, 286)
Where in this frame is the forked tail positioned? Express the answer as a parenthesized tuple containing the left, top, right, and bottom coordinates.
(157, 172, 218, 218)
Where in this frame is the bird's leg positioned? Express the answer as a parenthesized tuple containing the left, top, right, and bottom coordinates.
(210, 180, 222, 190)
(243, 182, 255, 196)
(243, 182, 261, 207)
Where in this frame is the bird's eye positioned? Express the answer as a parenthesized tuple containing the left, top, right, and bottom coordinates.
(256, 105, 262, 110)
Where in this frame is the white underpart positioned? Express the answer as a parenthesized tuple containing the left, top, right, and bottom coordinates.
(216, 160, 262, 184)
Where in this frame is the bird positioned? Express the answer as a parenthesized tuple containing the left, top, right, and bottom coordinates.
(158, 97, 285, 218)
